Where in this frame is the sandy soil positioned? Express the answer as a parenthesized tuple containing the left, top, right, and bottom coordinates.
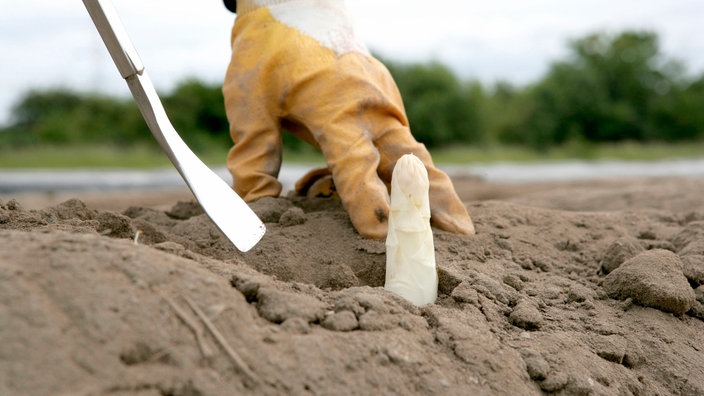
(2, 175, 704, 395)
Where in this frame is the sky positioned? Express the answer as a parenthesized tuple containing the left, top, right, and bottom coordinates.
(1, 0, 703, 126)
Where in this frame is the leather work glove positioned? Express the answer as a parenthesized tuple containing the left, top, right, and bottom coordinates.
(222, 0, 475, 240)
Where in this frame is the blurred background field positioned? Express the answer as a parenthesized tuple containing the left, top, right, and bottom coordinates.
(1, 30, 704, 169)
(3, 141, 704, 169)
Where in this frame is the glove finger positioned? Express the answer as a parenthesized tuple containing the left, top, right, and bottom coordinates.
(294, 167, 332, 196)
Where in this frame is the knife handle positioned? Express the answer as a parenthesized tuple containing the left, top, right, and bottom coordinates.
(83, 0, 144, 79)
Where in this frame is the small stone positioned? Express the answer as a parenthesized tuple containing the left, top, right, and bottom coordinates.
(333, 296, 366, 317)
(450, 282, 479, 304)
(358, 310, 396, 331)
(256, 287, 327, 324)
(520, 349, 550, 381)
(689, 301, 704, 321)
(250, 197, 293, 223)
(536, 286, 561, 300)
(351, 292, 389, 313)
(592, 334, 627, 364)
(638, 229, 657, 240)
(603, 249, 696, 315)
(696, 285, 704, 304)
(437, 268, 463, 296)
(48, 199, 96, 221)
(473, 273, 519, 305)
(642, 240, 676, 251)
(281, 317, 311, 334)
(567, 283, 596, 303)
(623, 339, 646, 368)
(680, 240, 704, 256)
(671, 221, 704, 251)
(322, 311, 358, 332)
(96, 211, 135, 239)
(509, 300, 543, 330)
(503, 274, 525, 291)
(532, 256, 553, 272)
(383, 342, 424, 366)
(599, 236, 644, 275)
(279, 207, 307, 226)
(682, 255, 704, 287)
(166, 200, 204, 220)
(540, 371, 569, 392)
(6, 199, 23, 211)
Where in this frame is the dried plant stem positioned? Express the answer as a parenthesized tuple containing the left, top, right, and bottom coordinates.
(183, 296, 260, 384)
(161, 293, 214, 359)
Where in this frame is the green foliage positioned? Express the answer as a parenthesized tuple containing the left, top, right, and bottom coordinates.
(649, 75, 704, 141)
(2, 29, 704, 158)
(162, 78, 232, 150)
(512, 31, 700, 149)
(0, 89, 149, 147)
(383, 59, 486, 146)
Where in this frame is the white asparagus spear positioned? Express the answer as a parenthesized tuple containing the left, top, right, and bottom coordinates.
(384, 154, 438, 306)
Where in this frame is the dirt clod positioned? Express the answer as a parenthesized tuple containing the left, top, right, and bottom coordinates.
(603, 249, 696, 315)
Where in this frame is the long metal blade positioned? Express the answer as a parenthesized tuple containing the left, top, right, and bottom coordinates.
(82, 0, 266, 252)
(82, 0, 143, 78)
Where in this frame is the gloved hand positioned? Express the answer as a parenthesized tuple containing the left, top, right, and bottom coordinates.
(223, 0, 475, 239)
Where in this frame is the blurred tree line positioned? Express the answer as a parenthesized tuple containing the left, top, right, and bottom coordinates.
(2, 30, 704, 152)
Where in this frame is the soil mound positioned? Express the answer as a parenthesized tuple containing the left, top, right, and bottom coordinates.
(2, 177, 704, 395)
